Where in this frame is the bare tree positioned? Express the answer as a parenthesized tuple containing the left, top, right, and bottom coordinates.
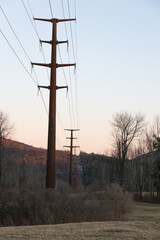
(110, 112, 145, 186)
(145, 115, 160, 152)
(129, 140, 149, 200)
(0, 111, 14, 188)
(144, 115, 160, 194)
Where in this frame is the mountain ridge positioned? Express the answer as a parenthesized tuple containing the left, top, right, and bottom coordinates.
(3, 138, 69, 164)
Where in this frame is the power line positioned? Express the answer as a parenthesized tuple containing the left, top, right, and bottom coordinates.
(22, 0, 50, 82)
(48, 0, 54, 18)
(0, 5, 31, 63)
(68, 0, 80, 145)
(26, 0, 35, 19)
(67, 0, 79, 129)
(67, 0, 76, 63)
(0, 28, 49, 118)
(58, 45, 73, 128)
(57, 108, 67, 139)
(74, 0, 77, 17)
(68, 0, 80, 131)
(61, 0, 76, 128)
(74, 0, 80, 129)
(39, 89, 48, 115)
(21, 0, 39, 39)
(58, 1, 75, 128)
(61, 0, 68, 39)
(66, 0, 79, 130)
(1, 1, 78, 155)
(75, 0, 79, 114)
(1, 5, 38, 84)
(68, 55, 76, 128)
(0, 4, 50, 119)
(0, 29, 37, 86)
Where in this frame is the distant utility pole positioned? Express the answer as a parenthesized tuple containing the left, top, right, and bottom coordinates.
(32, 18, 76, 189)
(64, 129, 80, 188)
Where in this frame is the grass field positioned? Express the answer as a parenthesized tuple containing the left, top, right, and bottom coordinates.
(0, 202, 160, 240)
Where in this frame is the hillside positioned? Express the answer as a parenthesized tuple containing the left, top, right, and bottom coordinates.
(2, 139, 118, 188)
(3, 139, 69, 164)
(2, 139, 159, 194)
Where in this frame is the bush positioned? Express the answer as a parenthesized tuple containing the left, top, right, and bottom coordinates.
(0, 184, 134, 226)
(105, 183, 134, 220)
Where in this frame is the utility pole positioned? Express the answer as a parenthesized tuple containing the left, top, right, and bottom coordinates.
(64, 129, 80, 188)
(32, 18, 76, 189)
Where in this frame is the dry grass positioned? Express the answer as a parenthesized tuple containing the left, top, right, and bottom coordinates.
(0, 202, 160, 240)
(130, 202, 160, 222)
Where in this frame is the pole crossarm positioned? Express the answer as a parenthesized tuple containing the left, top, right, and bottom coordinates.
(57, 40, 68, 45)
(56, 86, 68, 90)
(34, 18, 76, 23)
(64, 146, 80, 148)
(40, 40, 68, 45)
(56, 63, 76, 68)
(57, 18, 76, 23)
(32, 63, 75, 69)
(38, 85, 50, 90)
(64, 129, 80, 132)
(40, 40, 52, 44)
(31, 62, 51, 68)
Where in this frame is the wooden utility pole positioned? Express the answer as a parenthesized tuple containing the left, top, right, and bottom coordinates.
(64, 129, 80, 188)
(32, 18, 76, 189)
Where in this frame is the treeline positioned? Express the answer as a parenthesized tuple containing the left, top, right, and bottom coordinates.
(1, 146, 160, 203)
(80, 151, 160, 202)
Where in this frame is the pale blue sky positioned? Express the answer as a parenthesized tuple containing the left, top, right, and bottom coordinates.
(1, 0, 160, 153)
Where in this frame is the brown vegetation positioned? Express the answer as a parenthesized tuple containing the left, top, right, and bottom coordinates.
(3, 139, 69, 164)
(0, 202, 159, 240)
(0, 184, 134, 226)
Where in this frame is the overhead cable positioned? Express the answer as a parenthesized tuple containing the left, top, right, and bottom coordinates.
(48, 0, 54, 18)
(22, 0, 50, 82)
(0, 4, 49, 116)
(61, 0, 76, 128)
(0, 29, 37, 86)
(67, 0, 76, 63)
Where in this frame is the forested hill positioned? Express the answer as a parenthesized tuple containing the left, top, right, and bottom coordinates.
(2, 139, 159, 193)
(3, 139, 69, 164)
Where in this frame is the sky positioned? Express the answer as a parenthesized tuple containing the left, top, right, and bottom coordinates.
(1, 0, 160, 154)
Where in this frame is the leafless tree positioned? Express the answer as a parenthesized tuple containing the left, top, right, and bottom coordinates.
(145, 115, 160, 152)
(110, 112, 145, 186)
(145, 115, 160, 195)
(0, 111, 14, 188)
(129, 140, 149, 200)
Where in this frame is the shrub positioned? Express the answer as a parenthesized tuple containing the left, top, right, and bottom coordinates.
(105, 183, 134, 220)
(0, 184, 134, 226)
